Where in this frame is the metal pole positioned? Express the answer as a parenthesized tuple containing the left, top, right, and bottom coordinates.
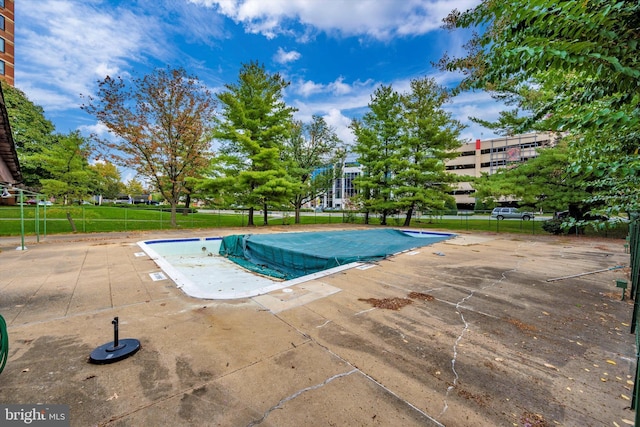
(19, 189, 25, 250)
(35, 195, 40, 243)
(112, 317, 119, 348)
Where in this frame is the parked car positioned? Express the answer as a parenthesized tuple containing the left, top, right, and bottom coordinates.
(491, 207, 534, 220)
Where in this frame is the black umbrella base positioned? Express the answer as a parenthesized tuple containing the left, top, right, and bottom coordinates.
(89, 338, 141, 364)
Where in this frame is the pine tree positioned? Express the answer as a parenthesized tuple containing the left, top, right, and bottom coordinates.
(397, 77, 464, 226)
(214, 61, 296, 226)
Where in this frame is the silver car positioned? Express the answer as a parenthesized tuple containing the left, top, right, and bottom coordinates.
(491, 207, 534, 220)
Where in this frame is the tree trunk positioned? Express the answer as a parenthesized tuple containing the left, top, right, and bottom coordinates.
(184, 193, 191, 209)
(364, 211, 370, 225)
(404, 206, 414, 227)
(295, 204, 301, 224)
(66, 211, 77, 232)
(262, 202, 269, 225)
(380, 211, 387, 226)
(247, 207, 255, 226)
(170, 203, 177, 227)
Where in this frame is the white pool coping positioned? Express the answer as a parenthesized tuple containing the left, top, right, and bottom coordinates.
(137, 230, 454, 300)
(137, 237, 363, 300)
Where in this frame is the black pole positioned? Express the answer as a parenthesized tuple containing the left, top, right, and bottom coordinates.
(112, 317, 119, 348)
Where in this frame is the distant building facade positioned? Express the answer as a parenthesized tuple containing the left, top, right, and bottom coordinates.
(446, 132, 557, 209)
(0, 0, 14, 87)
(311, 132, 557, 211)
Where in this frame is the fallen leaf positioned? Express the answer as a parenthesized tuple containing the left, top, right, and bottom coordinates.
(621, 394, 630, 400)
(622, 419, 634, 425)
(107, 393, 118, 401)
(607, 360, 617, 365)
(21, 368, 29, 373)
(543, 362, 558, 371)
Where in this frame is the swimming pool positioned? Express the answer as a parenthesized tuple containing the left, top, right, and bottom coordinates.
(138, 229, 454, 300)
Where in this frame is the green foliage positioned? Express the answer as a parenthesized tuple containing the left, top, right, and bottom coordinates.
(2, 81, 56, 189)
(124, 178, 145, 196)
(212, 61, 297, 226)
(441, 0, 640, 216)
(282, 116, 344, 223)
(90, 161, 123, 200)
(474, 140, 582, 211)
(35, 131, 96, 204)
(351, 78, 464, 226)
(541, 219, 564, 235)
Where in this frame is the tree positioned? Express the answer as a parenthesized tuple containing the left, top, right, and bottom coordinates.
(82, 67, 217, 227)
(473, 140, 583, 209)
(90, 161, 123, 201)
(36, 131, 96, 204)
(351, 81, 464, 226)
(124, 178, 146, 197)
(282, 116, 344, 224)
(351, 85, 403, 226)
(2, 81, 56, 189)
(212, 61, 296, 226)
(440, 0, 640, 215)
(397, 77, 464, 226)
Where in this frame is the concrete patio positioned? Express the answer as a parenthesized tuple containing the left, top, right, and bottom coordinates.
(0, 225, 635, 426)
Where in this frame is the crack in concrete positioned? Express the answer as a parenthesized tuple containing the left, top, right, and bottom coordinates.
(246, 368, 358, 426)
(438, 242, 530, 419)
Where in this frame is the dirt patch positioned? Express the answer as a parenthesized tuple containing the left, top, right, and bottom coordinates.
(408, 291, 435, 301)
(358, 297, 413, 310)
(505, 317, 538, 334)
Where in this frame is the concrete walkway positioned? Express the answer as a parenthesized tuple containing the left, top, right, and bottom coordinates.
(0, 226, 635, 426)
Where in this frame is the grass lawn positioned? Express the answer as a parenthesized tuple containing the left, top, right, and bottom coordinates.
(0, 205, 629, 239)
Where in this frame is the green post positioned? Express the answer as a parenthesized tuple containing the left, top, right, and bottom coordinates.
(35, 196, 40, 243)
(19, 189, 25, 250)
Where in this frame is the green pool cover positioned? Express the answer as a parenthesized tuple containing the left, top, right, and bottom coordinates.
(219, 229, 452, 280)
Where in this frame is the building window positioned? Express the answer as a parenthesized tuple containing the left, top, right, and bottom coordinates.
(0, 0, 5, 8)
(0, 60, 5, 76)
(0, 16, 4, 31)
(0, 38, 4, 53)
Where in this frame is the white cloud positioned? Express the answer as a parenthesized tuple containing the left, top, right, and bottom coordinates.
(294, 79, 325, 97)
(16, 0, 168, 114)
(189, 0, 481, 41)
(274, 47, 302, 64)
(323, 108, 355, 145)
(327, 77, 352, 96)
(288, 73, 504, 149)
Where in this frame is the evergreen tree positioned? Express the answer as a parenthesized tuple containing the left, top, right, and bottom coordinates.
(213, 61, 296, 226)
(351, 81, 464, 226)
(397, 77, 464, 225)
(351, 85, 403, 226)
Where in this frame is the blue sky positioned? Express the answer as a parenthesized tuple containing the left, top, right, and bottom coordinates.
(16, 0, 504, 152)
